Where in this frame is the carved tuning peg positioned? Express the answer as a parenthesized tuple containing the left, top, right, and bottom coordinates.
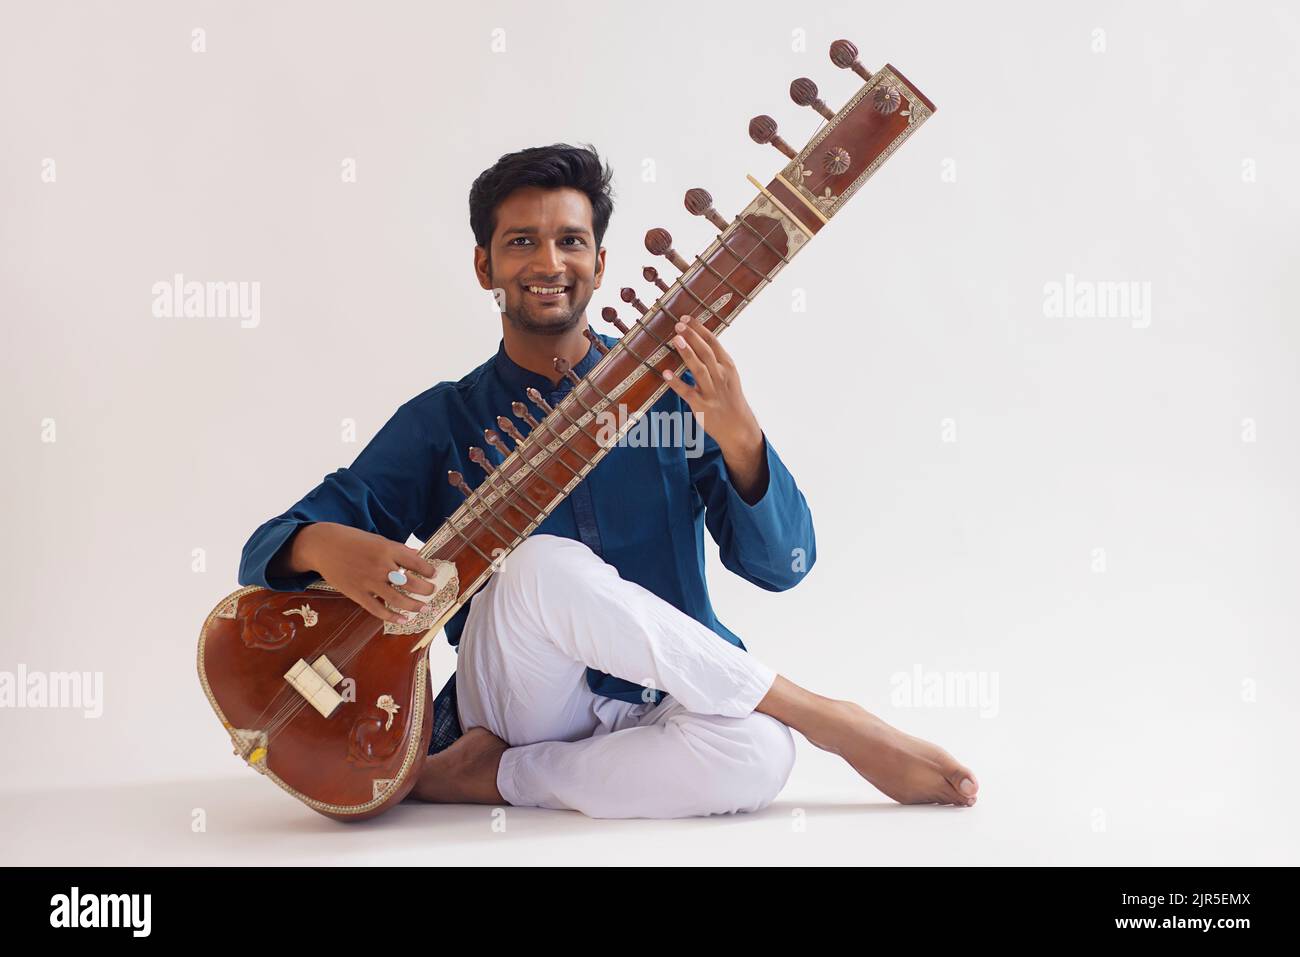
(553, 356, 581, 387)
(525, 386, 554, 414)
(642, 266, 669, 293)
(684, 188, 730, 231)
(601, 305, 630, 335)
(484, 428, 511, 457)
(619, 287, 648, 316)
(511, 400, 540, 430)
(497, 414, 527, 444)
(582, 326, 610, 354)
(467, 446, 494, 475)
(748, 115, 795, 160)
(447, 469, 473, 497)
(790, 77, 834, 121)
(829, 38, 872, 82)
(644, 228, 690, 272)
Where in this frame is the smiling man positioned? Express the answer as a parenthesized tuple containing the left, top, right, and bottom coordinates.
(237, 143, 979, 818)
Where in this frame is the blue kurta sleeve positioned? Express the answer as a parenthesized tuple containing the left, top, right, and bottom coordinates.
(688, 422, 817, 592)
(237, 398, 443, 592)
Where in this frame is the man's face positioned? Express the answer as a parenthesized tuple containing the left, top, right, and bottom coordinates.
(475, 186, 605, 335)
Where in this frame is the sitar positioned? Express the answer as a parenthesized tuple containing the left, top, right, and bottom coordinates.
(197, 38, 937, 821)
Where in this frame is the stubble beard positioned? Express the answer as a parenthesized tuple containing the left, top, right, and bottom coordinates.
(495, 268, 590, 336)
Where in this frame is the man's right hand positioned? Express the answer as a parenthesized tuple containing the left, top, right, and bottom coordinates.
(285, 522, 440, 626)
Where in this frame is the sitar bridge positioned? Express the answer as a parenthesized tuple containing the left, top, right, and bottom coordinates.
(284, 655, 346, 718)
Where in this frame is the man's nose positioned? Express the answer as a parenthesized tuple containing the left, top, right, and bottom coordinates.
(534, 241, 565, 274)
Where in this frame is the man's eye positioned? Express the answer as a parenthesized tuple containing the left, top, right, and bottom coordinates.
(506, 236, 585, 247)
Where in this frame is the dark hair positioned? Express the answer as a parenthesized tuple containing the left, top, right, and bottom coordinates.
(469, 143, 615, 253)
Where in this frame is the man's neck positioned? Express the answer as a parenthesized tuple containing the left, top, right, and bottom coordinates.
(502, 319, 592, 388)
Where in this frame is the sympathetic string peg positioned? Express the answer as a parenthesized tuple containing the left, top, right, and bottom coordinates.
(601, 305, 630, 335)
(582, 326, 610, 354)
(644, 228, 690, 272)
(643, 266, 669, 293)
(526, 386, 554, 414)
(619, 287, 649, 316)
(790, 77, 834, 121)
(684, 188, 730, 231)
(484, 428, 511, 457)
(553, 356, 581, 387)
(829, 38, 873, 82)
(467, 446, 494, 475)
(748, 115, 795, 160)
(498, 414, 527, 444)
(447, 470, 473, 498)
(511, 400, 540, 430)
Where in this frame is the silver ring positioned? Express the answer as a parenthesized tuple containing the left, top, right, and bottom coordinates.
(387, 568, 408, 587)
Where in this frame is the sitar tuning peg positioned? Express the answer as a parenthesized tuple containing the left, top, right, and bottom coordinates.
(447, 469, 473, 497)
(829, 38, 873, 82)
(484, 428, 510, 457)
(790, 77, 834, 121)
(642, 266, 669, 293)
(601, 305, 630, 335)
(644, 228, 690, 273)
(511, 400, 540, 430)
(748, 115, 795, 160)
(582, 325, 610, 354)
(525, 386, 554, 414)
(684, 188, 730, 232)
(553, 356, 581, 387)
(619, 287, 648, 316)
(497, 414, 527, 443)
(467, 446, 494, 475)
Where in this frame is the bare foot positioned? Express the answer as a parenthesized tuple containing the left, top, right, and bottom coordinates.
(820, 702, 979, 807)
(407, 727, 510, 805)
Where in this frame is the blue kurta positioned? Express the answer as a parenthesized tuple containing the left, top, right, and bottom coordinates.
(237, 332, 817, 747)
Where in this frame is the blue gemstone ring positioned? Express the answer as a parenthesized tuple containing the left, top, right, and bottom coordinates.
(387, 568, 408, 587)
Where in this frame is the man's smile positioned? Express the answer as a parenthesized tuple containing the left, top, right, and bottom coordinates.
(523, 283, 570, 302)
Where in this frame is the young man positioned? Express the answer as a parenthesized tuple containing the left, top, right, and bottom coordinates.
(238, 144, 979, 819)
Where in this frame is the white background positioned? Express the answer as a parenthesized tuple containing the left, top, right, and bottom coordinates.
(1, 0, 1296, 864)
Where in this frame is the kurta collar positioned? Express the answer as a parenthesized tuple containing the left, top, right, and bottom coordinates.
(491, 331, 603, 399)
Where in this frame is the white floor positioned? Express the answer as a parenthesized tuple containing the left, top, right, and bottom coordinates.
(2, 738, 1289, 866)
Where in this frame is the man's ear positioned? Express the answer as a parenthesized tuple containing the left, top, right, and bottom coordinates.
(593, 246, 606, 289)
(473, 245, 492, 291)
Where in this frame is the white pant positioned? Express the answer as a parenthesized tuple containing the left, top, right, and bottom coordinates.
(455, 534, 795, 819)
